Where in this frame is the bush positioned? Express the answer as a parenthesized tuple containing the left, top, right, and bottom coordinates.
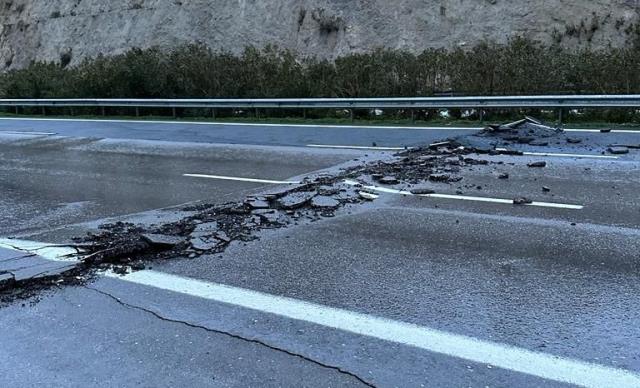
(2, 38, 640, 122)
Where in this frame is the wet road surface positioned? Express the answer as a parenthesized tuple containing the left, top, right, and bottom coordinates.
(1, 120, 639, 387)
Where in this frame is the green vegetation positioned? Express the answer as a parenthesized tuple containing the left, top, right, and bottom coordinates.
(1, 38, 640, 124)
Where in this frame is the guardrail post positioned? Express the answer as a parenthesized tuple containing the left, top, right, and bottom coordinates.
(172, 107, 177, 118)
(558, 108, 563, 126)
(349, 109, 354, 123)
(135, 107, 140, 117)
(41, 107, 46, 116)
(255, 108, 260, 119)
(479, 109, 484, 123)
(211, 108, 216, 119)
(410, 109, 415, 124)
(101, 107, 106, 116)
(70, 108, 75, 116)
(14, 106, 18, 115)
(303, 108, 306, 119)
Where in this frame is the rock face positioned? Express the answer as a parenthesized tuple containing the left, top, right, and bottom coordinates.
(1, 0, 639, 69)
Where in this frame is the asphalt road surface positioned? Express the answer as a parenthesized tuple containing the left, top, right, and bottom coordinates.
(1, 117, 639, 388)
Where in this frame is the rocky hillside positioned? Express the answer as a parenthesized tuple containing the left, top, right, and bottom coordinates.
(1, 0, 639, 69)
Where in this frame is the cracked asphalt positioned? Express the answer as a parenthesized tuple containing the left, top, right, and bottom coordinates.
(1, 118, 640, 387)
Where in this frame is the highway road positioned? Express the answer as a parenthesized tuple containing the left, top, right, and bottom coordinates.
(0, 117, 639, 387)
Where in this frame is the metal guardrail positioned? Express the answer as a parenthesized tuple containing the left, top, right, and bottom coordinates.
(1, 95, 640, 109)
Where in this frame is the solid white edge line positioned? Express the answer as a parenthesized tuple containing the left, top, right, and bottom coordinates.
(105, 270, 640, 388)
(343, 180, 584, 210)
(306, 144, 407, 151)
(183, 174, 300, 185)
(521, 151, 618, 159)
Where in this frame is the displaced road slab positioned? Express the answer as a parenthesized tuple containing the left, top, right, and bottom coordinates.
(0, 285, 368, 388)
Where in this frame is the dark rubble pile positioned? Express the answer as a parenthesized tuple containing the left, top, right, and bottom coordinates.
(0, 125, 568, 302)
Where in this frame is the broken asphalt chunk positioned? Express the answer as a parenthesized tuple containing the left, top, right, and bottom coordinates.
(0, 272, 15, 290)
(277, 192, 316, 210)
(141, 233, 184, 248)
(498, 173, 510, 180)
(378, 176, 399, 185)
(428, 173, 451, 182)
(310, 196, 340, 209)
(245, 199, 270, 209)
(190, 236, 224, 251)
(600, 128, 612, 133)
(566, 138, 582, 144)
(527, 161, 547, 168)
(607, 146, 629, 155)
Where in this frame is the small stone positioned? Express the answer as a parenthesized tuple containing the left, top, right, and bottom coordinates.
(566, 138, 582, 144)
(311, 196, 340, 209)
(608, 146, 629, 155)
(498, 173, 509, 179)
(513, 197, 533, 205)
(517, 137, 534, 144)
(542, 186, 551, 192)
(527, 161, 547, 168)
(379, 176, 399, 185)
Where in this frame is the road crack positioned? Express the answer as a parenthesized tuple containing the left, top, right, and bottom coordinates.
(84, 285, 377, 388)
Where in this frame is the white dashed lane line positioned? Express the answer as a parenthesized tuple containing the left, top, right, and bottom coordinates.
(183, 174, 301, 185)
(344, 180, 584, 210)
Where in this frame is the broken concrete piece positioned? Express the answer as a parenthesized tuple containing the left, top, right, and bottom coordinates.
(513, 197, 533, 205)
(498, 173, 510, 179)
(608, 146, 629, 155)
(311, 196, 340, 209)
(277, 192, 315, 210)
(527, 161, 547, 168)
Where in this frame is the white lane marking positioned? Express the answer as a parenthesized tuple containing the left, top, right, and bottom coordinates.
(6, 237, 640, 387)
(343, 180, 584, 210)
(1, 117, 639, 134)
(183, 174, 301, 185)
(102, 269, 639, 388)
(0, 130, 56, 136)
(307, 144, 407, 151)
(522, 151, 618, 159)
(494, 148, 619, 159)
(0, 238, 78, 261)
